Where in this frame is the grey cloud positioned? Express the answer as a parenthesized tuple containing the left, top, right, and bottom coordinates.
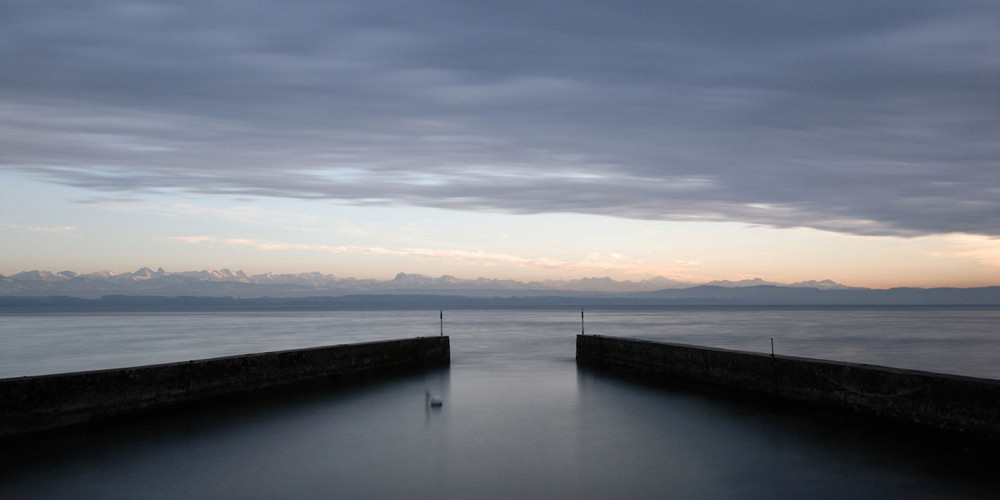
(2, 0, 998, 237)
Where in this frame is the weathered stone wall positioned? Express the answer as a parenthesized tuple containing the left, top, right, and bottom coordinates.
(1, 336, 450, 437)
(577, 335, 1000, 441)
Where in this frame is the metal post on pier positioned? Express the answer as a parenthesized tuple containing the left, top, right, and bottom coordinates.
(581, 308, 585, 335)
(440, 310, 444, 337)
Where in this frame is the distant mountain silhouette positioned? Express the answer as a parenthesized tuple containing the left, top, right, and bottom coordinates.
(626, 285, 1000, 306)
(1, 268, 858, 298)
(1, 268, 998, 306)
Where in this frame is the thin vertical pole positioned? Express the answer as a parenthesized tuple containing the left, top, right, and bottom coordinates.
(770, 338, 774, 357)
(581, 308, 585, 335)
(440, 310, 444, 337)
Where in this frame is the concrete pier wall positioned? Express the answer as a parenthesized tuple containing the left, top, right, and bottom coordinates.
(1, 336, 450, 438)
(577, 335, 1000, 442)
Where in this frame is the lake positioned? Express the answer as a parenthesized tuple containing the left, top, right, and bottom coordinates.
(1, 307, 997, 498)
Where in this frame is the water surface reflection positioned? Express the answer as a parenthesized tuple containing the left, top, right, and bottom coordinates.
(1, 308, 998, 498)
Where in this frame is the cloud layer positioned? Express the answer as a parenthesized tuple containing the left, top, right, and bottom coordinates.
(164, 235, 660, 276)
(3, 0, 998, 237)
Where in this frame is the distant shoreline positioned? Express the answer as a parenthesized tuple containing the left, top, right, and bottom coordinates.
(2, 288, 999, 311)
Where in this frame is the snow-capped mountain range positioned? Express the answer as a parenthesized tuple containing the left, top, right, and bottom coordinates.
(0, 267, 858, 298)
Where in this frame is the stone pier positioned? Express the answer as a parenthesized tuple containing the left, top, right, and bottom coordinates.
(1, 336, 450, 438)
(577, 334, 1000, 442)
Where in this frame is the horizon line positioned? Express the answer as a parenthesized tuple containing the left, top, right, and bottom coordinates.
(3, 267, 999, 291)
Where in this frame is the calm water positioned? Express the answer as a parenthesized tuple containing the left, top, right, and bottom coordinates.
(1, 307, 998, 498)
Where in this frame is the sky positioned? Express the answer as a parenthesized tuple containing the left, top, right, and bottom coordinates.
(2, 1, 999, 289)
